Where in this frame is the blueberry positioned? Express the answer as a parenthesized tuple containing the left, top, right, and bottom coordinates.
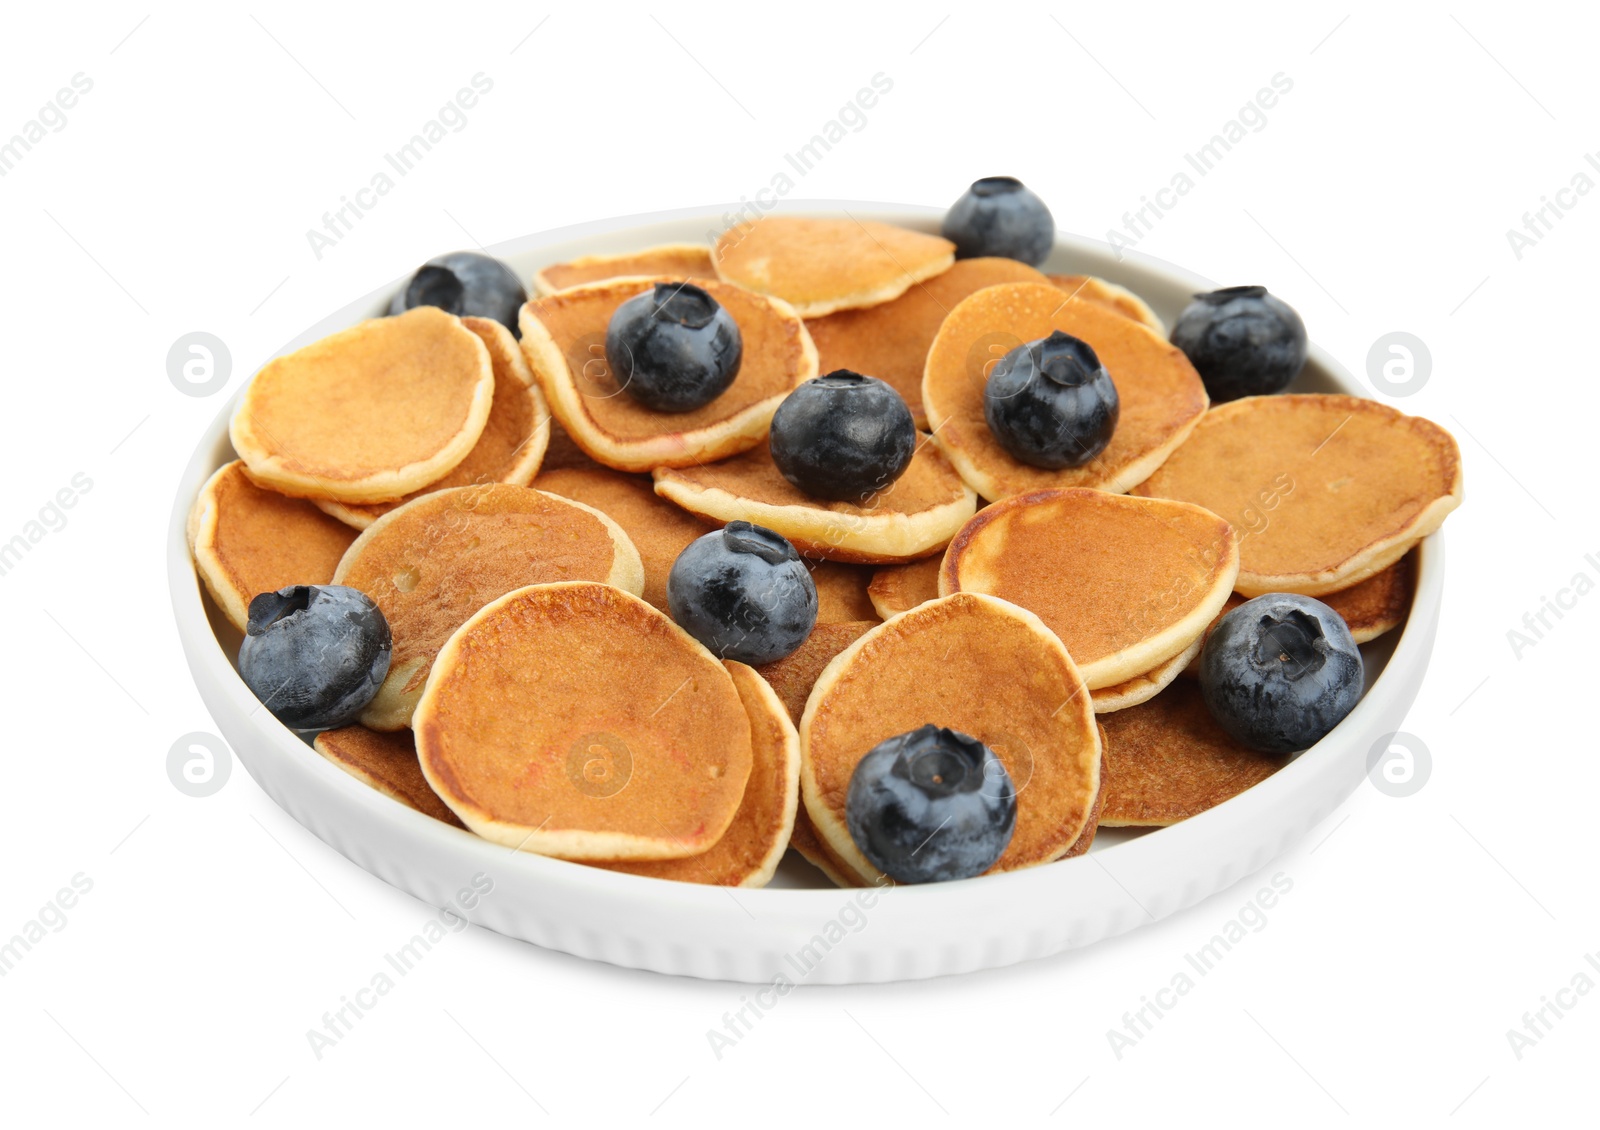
(388, 250, 528, 336)
(238, 585, 392, 732)
(605, 282, 743, 412)
(1170, 285, 1308, 403)
(667, 522, 817, 665)
(983, 330, 1119, 468)
(768, 371, 917, 502)
(941, 176, 1055, 266)
(1200, 593, 1363, 754)
(846, 725, 1016, 883)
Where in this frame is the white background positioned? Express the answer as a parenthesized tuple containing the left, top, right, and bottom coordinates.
(0, 1, 1592, 1124)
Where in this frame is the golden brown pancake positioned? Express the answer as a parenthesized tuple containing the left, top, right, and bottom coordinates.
(1061, 739, 1110, 859)
(532, 243, 717, 295)
(1090, 634, 1203, 713)
(807, 560, 880, 623)
(787, 804, 866, 888)
(1098, 680, 1288, 826)
(801, 593, 1101, 883)
(1047, 274, 1164, 334)
(333, 484, 644, 729)
(712, 216, 956, 317)
(315, 317, 550, 529)
(755, 621, 877, 725)
(653, 437, 976, 564)
(415, 582, 753, 860)
(187, 461, 358, 631)
(940, 489, 1237, 689)
(805, 258, 1047, 425)
(923, 282, 1209, 501)
(519, 276, 816, 472)
(533, 465, 713, 612)
(1180, 551, 1418, 676)
(594, 662, 798, 887)
(541, 416, 607, 472)
(231, 307, 495, 502)
(313, 725, 465, 828)
(1132, 395, 1462, 596)
(866, 556, 943, 620)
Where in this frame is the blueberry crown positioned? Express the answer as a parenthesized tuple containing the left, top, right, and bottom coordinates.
(246, 585, 318, 635)
(891, 724, 995, 797)
(721, 520, 798, 565)
(970, 176, 1024, 197)
(1031, 330, 1104, 388)
(812, 369, 873, 389)
(1252, 608, 1328, 679)
(650, 282, 722, 329)
(1196, 285, 1268, 304)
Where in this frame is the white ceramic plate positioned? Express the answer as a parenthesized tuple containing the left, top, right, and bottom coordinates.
(169, 202, 1441, 984)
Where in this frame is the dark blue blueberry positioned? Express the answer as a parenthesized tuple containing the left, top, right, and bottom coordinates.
(1200, 593, 1363, 754)
(238, 585, 392, 732)
(845, 725, 1016, 884)
(768, 370, 917, 502)
(605, 282, 743, 412)
(1170, 285, 1307, 403)
(388, 250, 528, 336)
(941, 176, 1055, 266)
(983, 330, 1119, 468)
(666, 522, 817, 665)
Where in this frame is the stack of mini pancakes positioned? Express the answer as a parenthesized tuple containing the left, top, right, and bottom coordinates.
(191, 215, 1463, 889)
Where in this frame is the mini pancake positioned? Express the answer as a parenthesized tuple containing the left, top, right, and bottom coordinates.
(333, 484, 644, 730)
(940, 489, 1238, 689)
(313, 725, 465, 828)
(519, 275, 817, 472)
(315, 317, 550, 529)
(1047, 274, 1164, 334)
(808, 560, 880, 623)
(1180, 552, 1418, 676)
(866, 556, 942, 620)
(533, 465, 713, 612)
(532, 243, 716, 295)
(653, 438, 977, 564)
(595, 662, 798, 887)
(923, 282, 1209, 501)
(1098, 680, 1288, 826)
(1061, 738, 1110, 859)
(787, 804, 866, 889)
(1090, 634, 1203, 714)
(712, 216, 956, 318)
(801, 592, 1101, 883)
(805, 257, 1047, 425)
(415, 582, 753, 860)
(1132, 395, 1462, 595)
(231, 306, 495, 503)
(187, 460, 358, 632)
(755, 621, 877, 725)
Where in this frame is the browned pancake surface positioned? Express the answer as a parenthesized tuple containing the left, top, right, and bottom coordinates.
(713, 217, 955, 317)
(535, 466, 712, 612)
(923, 282, 1208, 499)
(1132, 395, 1461, 594)
(416, 583, 752, 859)
(756, 621, 877, 725)
(867, 556, 943, 619)
(536, 244, 716, 293)
(319, 317, 547, 527)
(808, 560, 880, 623)
(313, 726, 465, 827)
(803, 593, 1100, 878)
(805, 258, 1046, 423)
(232, 307, 492, 500)
(1047, 274, 1163, 331)
(598, 662, 796, 886)
(190, 461, 357, 630)
(1098, 681, 1288, 825)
